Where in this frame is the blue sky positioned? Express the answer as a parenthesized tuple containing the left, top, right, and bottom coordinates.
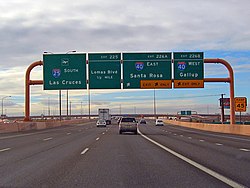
(0, 0, 249, 116)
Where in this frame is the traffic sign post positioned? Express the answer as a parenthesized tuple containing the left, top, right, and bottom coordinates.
(88, 53, 121, 89)
(235, 97, 247, 112)
(174, 52, 204, 88)
(123, 52, 172, 89)
(43, 54, 87, 90)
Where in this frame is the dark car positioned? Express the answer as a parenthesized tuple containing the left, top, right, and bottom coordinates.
(139, 119, 146, 124)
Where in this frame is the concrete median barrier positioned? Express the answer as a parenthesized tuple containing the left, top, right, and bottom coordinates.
(0, 119, 92, 133)
(164, 120, 250, 136)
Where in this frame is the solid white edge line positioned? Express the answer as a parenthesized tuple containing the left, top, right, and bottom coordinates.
(81, 148, 89, 155)
(0, 148, 11, 152)
(138, 129, 246, 188)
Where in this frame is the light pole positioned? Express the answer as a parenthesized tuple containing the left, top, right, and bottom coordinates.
(153, 89, 156, 119)
(1, 96, 11, 118)
(48, 97, 50, 117)
(70, 101, 72, 117)
(59, 90, 62, 121)
(81, 101, 83, 116)
(88, 89, 91, 119)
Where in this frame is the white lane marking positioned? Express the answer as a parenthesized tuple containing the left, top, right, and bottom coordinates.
(188, 137, 192, 139)
(81, 148, 89, 155)
(199, 140, 205, 142)
(96, 137, 100, 141)
(174, 133, 177, 136)
(180, 135, 184, 137)
(216, 143, 223, 146)
(67, 133, 71, 135)
(43, 137, 53, 141)
(0, 148, 11, 152)
(138, 129, 245, 188)
(165, 130, 168, 132)
(240, 148, 250, 152)
(102, 132, 105, 135)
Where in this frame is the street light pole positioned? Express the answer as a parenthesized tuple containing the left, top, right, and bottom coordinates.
(88, 89, 91, 119)
(59, 90, 62, 121)
(67, 90, 69, 118)
(153, 89, 156, 119)
(1, 96, 11, 118)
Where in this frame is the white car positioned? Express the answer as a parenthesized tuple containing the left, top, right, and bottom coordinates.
(155, 119, 164, 126)
(96, 119, 107, 127)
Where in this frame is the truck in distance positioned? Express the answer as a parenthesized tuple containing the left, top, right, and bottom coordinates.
(98, 108, 111, 125)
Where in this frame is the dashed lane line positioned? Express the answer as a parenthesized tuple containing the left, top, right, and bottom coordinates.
(216, 143, 223, 146)
(43, 137, 53, 141)
(0, 148, 11, 153)
(239, 148, 250, 152)
(81, 148, 89, 155)
(96, 137, 100, 141)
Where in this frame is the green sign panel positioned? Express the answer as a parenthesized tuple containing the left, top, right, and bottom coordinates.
(173, 52, 204, 88)
(88, 53, 121, 89)
(123, 52, 172, 89)
(43, 54, 86, 90)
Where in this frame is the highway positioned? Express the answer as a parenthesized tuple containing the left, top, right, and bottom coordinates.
(0, 120, 249, 188)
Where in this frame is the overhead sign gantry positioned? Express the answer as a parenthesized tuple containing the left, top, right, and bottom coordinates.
(24, 52, 236, 124)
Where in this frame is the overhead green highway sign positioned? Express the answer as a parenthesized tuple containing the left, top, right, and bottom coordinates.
(43, 54, 86, 90)
(173, 52, 204, 88)
(88, 53, 121, 89)
(123, 52, 172, 89)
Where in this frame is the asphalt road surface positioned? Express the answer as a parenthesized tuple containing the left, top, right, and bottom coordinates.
(0, 120, 249, 188)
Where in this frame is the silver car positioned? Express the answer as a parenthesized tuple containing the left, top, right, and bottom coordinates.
(119, 117, 137, 134)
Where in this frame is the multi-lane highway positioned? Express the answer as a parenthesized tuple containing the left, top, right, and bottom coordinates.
(0, 120, 249, 187)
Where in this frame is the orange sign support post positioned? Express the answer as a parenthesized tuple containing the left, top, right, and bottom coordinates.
(204, 59, 235, 124)
(24, 61, 43, 121)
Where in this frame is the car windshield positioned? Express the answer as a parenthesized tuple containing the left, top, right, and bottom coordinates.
(121, 118, 136, 122)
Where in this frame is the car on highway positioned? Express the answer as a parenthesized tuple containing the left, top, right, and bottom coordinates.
(155, 119, 164, 126)
(138, 119, 146, 125)
(119, 117, 137, 134)
(96, 119, 107, 127)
